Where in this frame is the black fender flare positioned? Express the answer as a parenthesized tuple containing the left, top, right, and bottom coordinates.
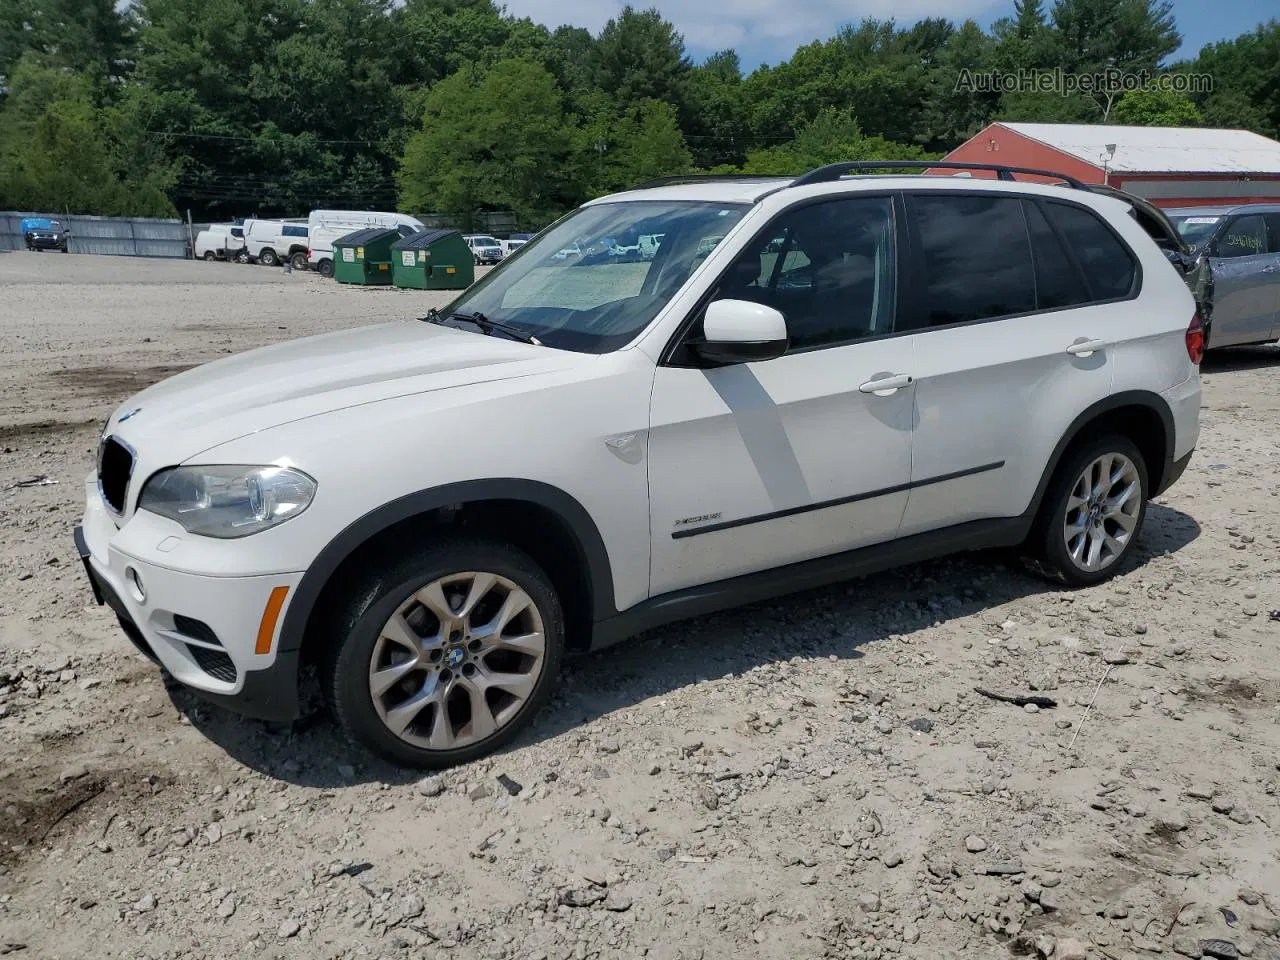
(276, 478, 617, 654)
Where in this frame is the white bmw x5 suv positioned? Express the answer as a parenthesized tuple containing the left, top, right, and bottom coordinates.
(76, 162, 1203, 768)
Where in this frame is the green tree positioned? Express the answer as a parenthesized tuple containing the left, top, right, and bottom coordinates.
(685, 50, 749, 168)
(0, 0, 133, 79)
(398, 58, 582, 228)
(1178, 20, 1279, 139)
(598, 99, 693, 191)
(591, 7, 692, 112)
(1110, 87, 1201, 125)
(1050, 0, 1181, 117)
(0, 55, 177, 215)
(738, 108, 936, 175)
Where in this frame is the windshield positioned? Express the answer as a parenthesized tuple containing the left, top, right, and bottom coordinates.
(1172, 215, 1223, 251)
(443, 200, 748, 353)
(472, 236, 499, 246)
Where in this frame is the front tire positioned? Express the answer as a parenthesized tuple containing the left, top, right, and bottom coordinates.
(257, 247, 278, 267)
(317, 258, 333, 278)
(322, 538, 565, 769)
(203, 251, 217, 261)
(1022, 434, 1148, 587)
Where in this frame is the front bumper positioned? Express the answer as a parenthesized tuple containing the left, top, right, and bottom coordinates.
(74, 491, 305, 723)
(27, 236, 66, 249)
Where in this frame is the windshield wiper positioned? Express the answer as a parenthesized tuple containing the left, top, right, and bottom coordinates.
(448, 311, 543, 346)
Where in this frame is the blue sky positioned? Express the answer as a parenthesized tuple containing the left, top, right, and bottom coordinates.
(501, 0, 1271, 70)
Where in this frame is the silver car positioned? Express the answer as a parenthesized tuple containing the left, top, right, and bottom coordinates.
(1170, 204, 1280, 349)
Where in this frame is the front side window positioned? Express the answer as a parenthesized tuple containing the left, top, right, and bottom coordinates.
(708, 196, 897, 350)
(1215, 215, 1269, 258)
(912, 194, 1036, 325)
(441, 201, 748, 353)
(1043, 201, 1137, 299)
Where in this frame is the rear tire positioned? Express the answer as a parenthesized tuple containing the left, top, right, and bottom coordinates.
(290, 251, 308, 271)
(321, 538, 565, 769)
(1020, 434, 1148, 587)
(258, 248, 278, 267)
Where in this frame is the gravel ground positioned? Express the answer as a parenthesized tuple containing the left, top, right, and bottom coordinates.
(1, 250, 1279, 960)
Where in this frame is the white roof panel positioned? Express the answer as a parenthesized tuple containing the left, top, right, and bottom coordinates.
(1001, 122, 1280, 174)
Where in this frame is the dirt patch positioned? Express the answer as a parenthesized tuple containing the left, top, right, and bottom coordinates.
(0, 418, 98, 443)
(48, 364, 196, 399)
(0, 769, 110, 865)
(1182, 676, 1264, 705)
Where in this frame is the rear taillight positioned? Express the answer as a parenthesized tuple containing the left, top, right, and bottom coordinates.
(1185, 311, 1205, 365)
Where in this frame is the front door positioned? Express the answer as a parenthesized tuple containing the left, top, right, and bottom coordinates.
(647, 194, 916, 597)
(1206, 213, 1279, 347)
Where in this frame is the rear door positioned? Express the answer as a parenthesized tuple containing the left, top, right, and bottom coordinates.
(1205, 213, 1276, 347)
(897, 192, 1125, 536)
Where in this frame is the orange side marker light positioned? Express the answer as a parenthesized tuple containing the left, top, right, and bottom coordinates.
(256, 586, 290, 655)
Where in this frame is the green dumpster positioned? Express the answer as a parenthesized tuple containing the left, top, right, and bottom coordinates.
(391, 229, 476, 290)
(332, 227, 398, 285)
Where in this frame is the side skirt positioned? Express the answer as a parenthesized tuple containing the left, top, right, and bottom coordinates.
(589, 513, 1033, 651)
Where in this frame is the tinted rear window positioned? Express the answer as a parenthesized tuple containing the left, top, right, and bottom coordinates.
(1024, 202, 1092, 310)
(1042, 202, 1137, 300)
(912, 194, 1036, 325)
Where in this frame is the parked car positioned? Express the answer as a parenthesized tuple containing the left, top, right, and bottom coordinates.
(76, 162, 1202, 769)
(1167, 203, 1280, 349)
(500, 233, 533, 257)
(22, 217, 70, 252)
(195, 224, 246, 262)
(464, 235, 504, 265)
(243, 219, 310, 268)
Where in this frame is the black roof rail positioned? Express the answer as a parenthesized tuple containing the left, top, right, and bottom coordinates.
(629, 173, 799, 190)
(790, 160, 1088, 189)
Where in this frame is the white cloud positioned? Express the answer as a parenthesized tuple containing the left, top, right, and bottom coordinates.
(500, 0, 1003, 64)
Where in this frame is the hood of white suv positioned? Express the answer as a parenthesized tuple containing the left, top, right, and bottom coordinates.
(105, 321, 571, 460)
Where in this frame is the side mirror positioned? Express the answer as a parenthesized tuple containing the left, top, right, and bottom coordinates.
(690, 299, 789, 366)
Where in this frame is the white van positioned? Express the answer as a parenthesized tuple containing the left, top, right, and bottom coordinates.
(194, 224, 246, 261)
(308, 210, 425, 236)
(308, 222, 421, 278)
(243, 219, 310, 268)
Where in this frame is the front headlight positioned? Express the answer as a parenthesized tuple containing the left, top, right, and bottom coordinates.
(138, 465, 317, 539)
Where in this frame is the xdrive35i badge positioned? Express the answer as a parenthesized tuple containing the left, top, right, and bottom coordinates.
(674, 512, 722, 528)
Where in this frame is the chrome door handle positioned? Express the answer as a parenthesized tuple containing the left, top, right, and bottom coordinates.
(859, 373, 913, 395)
(1066, 338, 1107, 358)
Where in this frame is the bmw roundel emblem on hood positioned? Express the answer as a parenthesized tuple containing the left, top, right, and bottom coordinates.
(117, 408, 142, 423)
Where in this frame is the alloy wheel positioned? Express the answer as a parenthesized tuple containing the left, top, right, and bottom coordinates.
(1062, 452, 1142, 573)
(368, 571, 546, 750)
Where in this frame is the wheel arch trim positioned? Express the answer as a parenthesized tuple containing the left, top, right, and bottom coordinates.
(277, 478, 617, 654)
(1029, 389, 1176, 512)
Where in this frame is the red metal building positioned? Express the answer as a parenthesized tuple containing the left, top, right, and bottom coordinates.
(937, 122, 1280, 209)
